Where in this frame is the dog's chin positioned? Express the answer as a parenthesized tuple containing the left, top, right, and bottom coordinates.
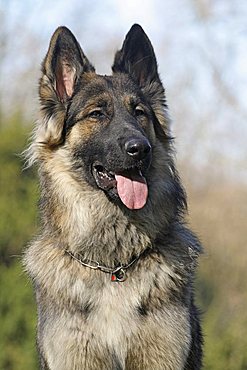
(92, 162, 149, 210)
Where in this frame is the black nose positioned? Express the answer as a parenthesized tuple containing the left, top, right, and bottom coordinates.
(125, 138, 151, 160)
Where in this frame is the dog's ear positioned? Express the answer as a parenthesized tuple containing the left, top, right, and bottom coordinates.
(112, 24, 159, 87)
(37, 27, 95, 147)
(41, 26, 94, 103)
(113, 24, 169, 136)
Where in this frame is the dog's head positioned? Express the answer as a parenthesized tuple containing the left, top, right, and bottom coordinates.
(28, 25, 182, 214)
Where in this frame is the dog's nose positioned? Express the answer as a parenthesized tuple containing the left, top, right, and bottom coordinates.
(125, 138, 151, 160)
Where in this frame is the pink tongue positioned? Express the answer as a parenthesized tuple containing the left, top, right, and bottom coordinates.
(115, 172, 148, 210)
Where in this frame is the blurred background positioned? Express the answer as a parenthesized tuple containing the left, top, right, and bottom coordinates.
(0, 0, 246, 369)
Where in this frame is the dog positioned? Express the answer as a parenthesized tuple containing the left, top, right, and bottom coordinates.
(24, 24, 203, 369)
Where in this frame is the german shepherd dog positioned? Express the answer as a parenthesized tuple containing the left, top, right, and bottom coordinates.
(24, 24, 203, 369)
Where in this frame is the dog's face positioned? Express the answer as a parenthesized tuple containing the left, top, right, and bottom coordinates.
(35, 25, 171, 211)
(67, 72, 154, 209)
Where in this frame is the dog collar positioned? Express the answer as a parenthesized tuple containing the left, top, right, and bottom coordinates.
(65, 249, 147, 282)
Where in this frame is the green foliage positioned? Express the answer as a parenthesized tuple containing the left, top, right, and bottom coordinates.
(203, 305, 247, 370)
(0, 114, 38, 369)
(0, 262, 38, 370)
(0, 115, 38, 263)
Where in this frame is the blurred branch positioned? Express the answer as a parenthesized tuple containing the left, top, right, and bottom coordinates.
(203, 50, 247, 121)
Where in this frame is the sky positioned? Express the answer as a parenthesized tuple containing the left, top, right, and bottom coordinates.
(1, 0, 247, 183)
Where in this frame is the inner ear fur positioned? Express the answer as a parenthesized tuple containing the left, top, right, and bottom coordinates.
(38, 26, 95, 146)
(43, 26, 95, 102)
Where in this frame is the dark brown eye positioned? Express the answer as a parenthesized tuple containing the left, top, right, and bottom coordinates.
(135, 106, 145, 117)
(88, 110, 104, 118)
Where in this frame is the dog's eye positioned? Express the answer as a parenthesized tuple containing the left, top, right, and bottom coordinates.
(135, 106, 146, 117)
(88, 110, 104, 118)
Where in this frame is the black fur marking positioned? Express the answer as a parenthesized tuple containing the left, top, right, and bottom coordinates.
(137, 302, 149, 317)
(184, 301, 203, 370)
(39, 354, 50, 370)
(78, 301, 93, 319)
(112, 351, 124, 370)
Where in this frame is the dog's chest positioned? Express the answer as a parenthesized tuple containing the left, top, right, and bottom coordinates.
(44, 278, 145, 367)
(43, 263, 190, 369)
(86, 283, 139, 346)
(73, 261, 170, 336)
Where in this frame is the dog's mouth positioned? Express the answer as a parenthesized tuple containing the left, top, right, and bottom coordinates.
(92, 163, 148, 210)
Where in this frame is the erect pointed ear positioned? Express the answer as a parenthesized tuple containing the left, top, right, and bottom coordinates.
(112, 24, 169, 136)
(112, 24, 160, 87)
(36, 27, 95, 147)
(41, 26, 95, 103)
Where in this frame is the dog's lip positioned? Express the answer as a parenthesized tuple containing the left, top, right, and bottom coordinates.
(92, 162, 145, 191)
(92, 163, 117, 191)
(92, 162, 149, 209)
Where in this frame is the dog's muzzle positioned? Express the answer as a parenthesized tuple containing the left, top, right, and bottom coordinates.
(92, 137, 152, 210)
